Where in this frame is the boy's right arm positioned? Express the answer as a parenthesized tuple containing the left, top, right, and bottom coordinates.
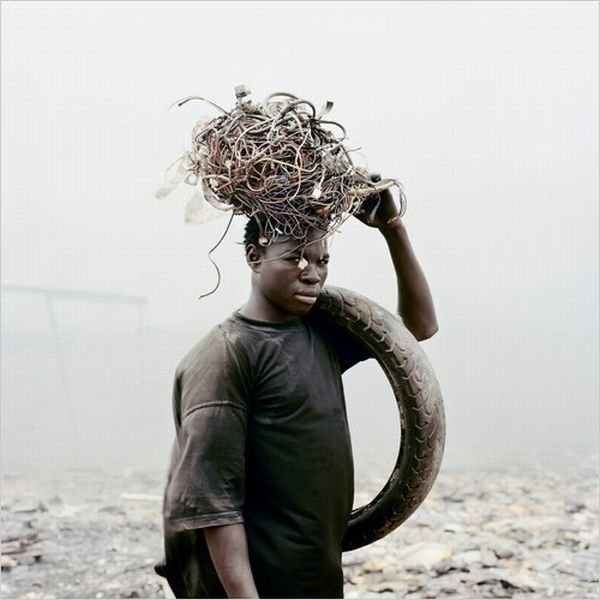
(204, 523, 259, 599)
(354, 186, 438, 340)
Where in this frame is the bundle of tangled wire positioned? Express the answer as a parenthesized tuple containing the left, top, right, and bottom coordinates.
(171, 86, 405, 244)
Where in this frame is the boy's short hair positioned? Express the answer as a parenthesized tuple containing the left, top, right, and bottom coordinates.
(243, 215, 264, 252)
(244, 215, 326, 254)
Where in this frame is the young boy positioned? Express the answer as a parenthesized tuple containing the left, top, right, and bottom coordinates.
(156, 189, 437, 598)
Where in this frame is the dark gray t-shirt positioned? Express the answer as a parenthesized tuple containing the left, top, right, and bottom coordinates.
(160, 311, 370, 598)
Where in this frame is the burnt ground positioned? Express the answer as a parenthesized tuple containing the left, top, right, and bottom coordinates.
(1, 459, 598, 599)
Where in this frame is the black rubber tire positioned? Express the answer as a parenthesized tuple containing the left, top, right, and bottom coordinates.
(312, 286, 446, 552)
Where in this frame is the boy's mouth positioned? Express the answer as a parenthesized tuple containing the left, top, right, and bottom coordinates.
(294, 289, 320, 305)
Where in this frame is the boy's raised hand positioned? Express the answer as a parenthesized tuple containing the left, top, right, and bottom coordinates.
(354, 187, 400, 229)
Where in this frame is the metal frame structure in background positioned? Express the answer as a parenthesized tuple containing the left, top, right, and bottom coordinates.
(1, 285, 147, 446)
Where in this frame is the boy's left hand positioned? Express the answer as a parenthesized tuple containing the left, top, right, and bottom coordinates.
(354, 187, 400, 229)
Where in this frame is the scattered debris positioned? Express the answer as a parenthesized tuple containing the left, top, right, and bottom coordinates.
(1, 459, 598, 599)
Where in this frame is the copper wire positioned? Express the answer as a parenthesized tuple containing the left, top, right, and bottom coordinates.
(177, 89, 404, 244)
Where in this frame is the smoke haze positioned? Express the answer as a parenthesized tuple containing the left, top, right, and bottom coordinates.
(1, 2, 598, 482)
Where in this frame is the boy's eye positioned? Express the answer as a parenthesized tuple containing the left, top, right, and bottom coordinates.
(284, 255, 329, 266)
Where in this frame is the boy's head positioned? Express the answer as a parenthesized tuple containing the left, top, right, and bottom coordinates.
(243, 216, 330, 322)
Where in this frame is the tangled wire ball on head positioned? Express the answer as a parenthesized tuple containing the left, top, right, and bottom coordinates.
(177, 89, 388, 244)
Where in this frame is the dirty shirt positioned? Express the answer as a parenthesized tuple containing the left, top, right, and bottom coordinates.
(157, 311, 370, 599)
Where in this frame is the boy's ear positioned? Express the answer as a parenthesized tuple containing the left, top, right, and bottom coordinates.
(246, 244, 262, 272)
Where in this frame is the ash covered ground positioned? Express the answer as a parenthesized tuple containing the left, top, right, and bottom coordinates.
(1, 458, 598, 599)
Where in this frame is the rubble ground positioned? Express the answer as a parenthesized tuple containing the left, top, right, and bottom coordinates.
(1, 459, 598, 599)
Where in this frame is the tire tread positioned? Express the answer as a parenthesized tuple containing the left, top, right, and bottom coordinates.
(313, 286, 446, 551)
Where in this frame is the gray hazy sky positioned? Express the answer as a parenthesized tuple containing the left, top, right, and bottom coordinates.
(1, 1, 598, 472)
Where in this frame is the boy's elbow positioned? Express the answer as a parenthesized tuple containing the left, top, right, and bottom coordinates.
(415, 322, 438, 341)
(407, 318, 439, 341)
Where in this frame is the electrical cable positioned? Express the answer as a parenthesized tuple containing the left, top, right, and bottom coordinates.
(198, 211, 235, 299)
(173, 87, 406, 245)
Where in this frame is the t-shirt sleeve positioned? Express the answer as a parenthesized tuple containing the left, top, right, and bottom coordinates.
(163, 327, 252, 532)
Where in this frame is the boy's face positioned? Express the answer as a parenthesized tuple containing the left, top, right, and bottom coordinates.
(248, 229, 330, 322)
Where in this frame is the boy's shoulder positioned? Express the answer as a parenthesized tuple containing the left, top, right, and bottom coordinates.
(175, 312, 275, 375)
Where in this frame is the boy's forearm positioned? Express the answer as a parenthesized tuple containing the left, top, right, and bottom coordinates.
(204, 523, 259, 598)
(379, 219, 438, 340)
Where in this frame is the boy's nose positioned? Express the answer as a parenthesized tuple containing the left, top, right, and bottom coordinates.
(300, 264, 321, 284)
